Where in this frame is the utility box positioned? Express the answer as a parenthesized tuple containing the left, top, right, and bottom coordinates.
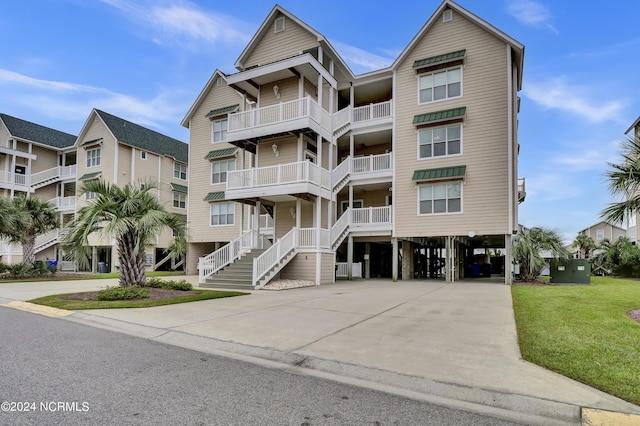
(550, 259, 590, 284)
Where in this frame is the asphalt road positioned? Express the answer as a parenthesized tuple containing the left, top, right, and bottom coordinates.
(0, 307, 520, 425)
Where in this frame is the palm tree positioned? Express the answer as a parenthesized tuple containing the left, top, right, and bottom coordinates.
(0, 196, 58, 264)
(602, 136, 640, 224)
(62, 180, 186, 287)
(513, 227, 568, 281)
(572, 234, 596, 259)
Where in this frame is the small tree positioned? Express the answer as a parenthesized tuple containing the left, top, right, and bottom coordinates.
(62, 180, 186, 287)
(0, 196, 58, 264)
(513, 227, 568, 281)
(602, 136, 640, 224)
(572, 234, 596, 259)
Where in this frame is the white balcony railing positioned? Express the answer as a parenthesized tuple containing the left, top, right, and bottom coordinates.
(351, 206, 392, 227)
(0, 171, 29, 187)
(229, 97, 329, 134)
(31, 165, 77, 187)
(227, 160, 331, 192)
(297, 228, 331, 249)
(336, 262, 362, 278)
(48, 196, 76, 211)
(352, 153, 392, 174)
(352, 100, 392, 123)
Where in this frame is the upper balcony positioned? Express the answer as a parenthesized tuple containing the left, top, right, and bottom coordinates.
(227, 97, 332, 148)
(333, 152, 393, 193)
(32, 165, 76, 190)
(48, 196, 76, 213)
(226, 160, 332, 203)
(0, 171, 30, 192)
(518, 178, 526, 204)
(333, 100, 393, 137)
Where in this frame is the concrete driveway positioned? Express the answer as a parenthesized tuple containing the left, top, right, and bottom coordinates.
(2, 277, 639, 425)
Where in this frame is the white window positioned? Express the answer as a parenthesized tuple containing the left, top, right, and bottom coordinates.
(211, 159, 235, 184)
(140, 151, 147, 160)
(274, 17, 285, 33)
(419, 124, 461, 159)
(212, 119, 228, 143)
(418, 182, 462, 214)
(216, 77, 223, 87)
(419, 67, 461, 103)
(340, 200, 363, 213)
(596, 229, 604, 240)
(174, 162, 187, 180)
(85, 192, 97, 200)
(210, 202, 235, 226)
(86, 148, 101, 168)
(172, 192, 186, 209)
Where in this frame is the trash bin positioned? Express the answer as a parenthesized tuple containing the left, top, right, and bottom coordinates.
(46, 260, 58, 268)
(98, 262, 108, 273)
(471, 264, 481, 277)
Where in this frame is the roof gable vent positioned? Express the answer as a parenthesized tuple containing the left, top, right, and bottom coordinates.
(443, 9, 453, 22)
(274, 16, 285, 33)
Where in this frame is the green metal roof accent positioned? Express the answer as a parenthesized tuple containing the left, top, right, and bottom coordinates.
(205, 104, 239, 118)
(413, 107, 466, 125)
(95, 109, 188, 163)
(81, 138, 103, 147)
(412, 166, 466, 182)
(204, 191, 225, 201)
(170, 183, 188, 193)
(413, 49, 466, 69)
(0, 113, 76, 149)
(204, 147, 238, 160)
(78, 171, 102, 181)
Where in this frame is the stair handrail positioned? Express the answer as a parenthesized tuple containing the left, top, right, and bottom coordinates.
(331, 208, 351, 248)
(252, 227, 297, 288)
(332, 156, 351, 190)
(34, 229, 60, 251)
(199, 230, 255, 283)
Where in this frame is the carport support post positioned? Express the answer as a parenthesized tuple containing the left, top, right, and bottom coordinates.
(347, 234, 353, 280)
(364, 243, 370, 279)
(392, 237, 398, 282)
(91, 246, 97, 273)
(504, 234, 513, 284)
(445, 236, 452, 283)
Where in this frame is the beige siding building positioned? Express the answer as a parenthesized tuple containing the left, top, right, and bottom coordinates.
(0, 113, 77, 266)
(184, 0, 524, 288)
(578, 221, 626, 244)
(73, 109, 189, 272)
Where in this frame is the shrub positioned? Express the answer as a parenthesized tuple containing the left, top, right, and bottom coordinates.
(144, 277, 192, 291)
(97, 286, 149, 301)
(9, 262, 38, 278)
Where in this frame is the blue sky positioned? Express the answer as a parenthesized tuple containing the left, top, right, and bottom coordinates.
(1, 0, 638, 243)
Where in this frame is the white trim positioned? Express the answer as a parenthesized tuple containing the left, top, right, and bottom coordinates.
(416, 181, 463, 216)
(274, 16, 285, 33)
(416, 123, 463, 161)
(417, 66, 463, 105)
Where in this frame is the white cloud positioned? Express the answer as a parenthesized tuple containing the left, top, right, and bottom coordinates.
(101, 0, 250, 46)
(523, 77, 625, 123)
(330, 40, 393, 74)
(0, 69, 189, 134)
(506, 0, 557, 33)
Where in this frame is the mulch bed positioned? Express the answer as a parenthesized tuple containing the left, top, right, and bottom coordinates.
(628, 309, 640, 324)
(61, 288, 197, 301)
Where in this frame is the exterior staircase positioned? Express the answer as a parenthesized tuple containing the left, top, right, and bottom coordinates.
(201, 249, 266, 291)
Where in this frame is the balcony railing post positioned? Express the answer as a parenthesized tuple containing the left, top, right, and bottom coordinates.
(369, 206, 373, 224)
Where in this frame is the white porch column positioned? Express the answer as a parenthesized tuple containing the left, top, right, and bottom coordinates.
(505, 234, 513, 285)
(295, 199, 301, 229)
(349, 134, 354, 158)
(445, 236, 452, 283)
(254, 201, 261, 248)
(347, 234, 353, 280)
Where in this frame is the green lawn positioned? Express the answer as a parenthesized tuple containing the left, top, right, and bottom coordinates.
(29, 289, 248, 310)
(512, 276, 640, 405)
(0, 271, 182, 283)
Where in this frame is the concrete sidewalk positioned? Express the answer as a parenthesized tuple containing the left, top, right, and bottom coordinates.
(2, 277, 639, 425)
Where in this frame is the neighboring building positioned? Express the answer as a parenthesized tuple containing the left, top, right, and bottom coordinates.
(185, 0, 525, 288)
(0, 113, 77, 265)
(624, 116, 640, 244)
(73, 109, 189, 272)
(578, 221, 626, 244)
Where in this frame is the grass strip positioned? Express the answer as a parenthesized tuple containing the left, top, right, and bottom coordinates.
(512, 276, 640, 405)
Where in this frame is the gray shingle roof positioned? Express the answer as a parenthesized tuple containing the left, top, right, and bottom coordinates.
(0, 113, 76, 149)
(95, 110, 188, 163)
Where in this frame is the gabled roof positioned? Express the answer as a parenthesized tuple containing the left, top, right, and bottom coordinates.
(578, 221, 626, 233)
(392, 0, 524, 89)
(82, 109, 188, 163)
(234, 4, 354, 78)
(0, 113, 76, 149)
(181, 70, 239, 128)
(625, 116, 640, 135)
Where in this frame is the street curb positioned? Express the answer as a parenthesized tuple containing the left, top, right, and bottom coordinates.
(66, 311, 583, 425)
(582, 408, 640, 425)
